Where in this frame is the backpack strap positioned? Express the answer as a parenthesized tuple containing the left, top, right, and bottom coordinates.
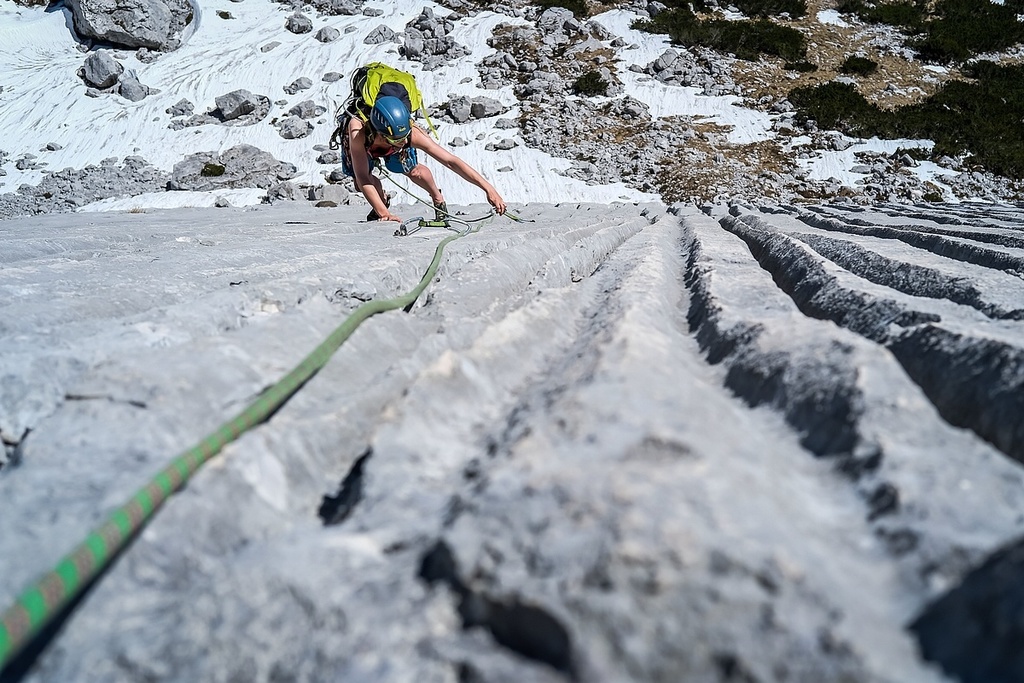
(328, 111, 353, 151)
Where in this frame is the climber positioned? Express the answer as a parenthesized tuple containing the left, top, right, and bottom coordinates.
(330, 64, 506, 222)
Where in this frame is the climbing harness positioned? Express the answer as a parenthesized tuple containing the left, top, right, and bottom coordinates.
(0, 217, 493, 673)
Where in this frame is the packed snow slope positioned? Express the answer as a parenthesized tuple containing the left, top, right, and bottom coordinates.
(4, 200, 1024, 682)
(1, 0, 1000, 210)
(0, 0, 656, 207)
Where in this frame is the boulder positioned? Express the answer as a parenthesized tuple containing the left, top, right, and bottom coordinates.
(117, 72, 150, 101)
(285, 12, 312, 34)
(365, 25, 397, 45)
(284, 77, 312, 95)
(168, 145, 298, 191)
(64, 0, 193, 51)
(165, 98, 194, 117)
(315, 26, 340, 43)
(470, 97, 504, 119)
(288, 100, 325, 119)
(446, 96, 472, 123)
(309, 184, 349, 204)
(276, 116, 313, 139)
(401, 31, 424, 56)
(317, 150, 341, 164)
(215, 90, 259, 121)
(79, 51, 123, 89)
(267, 181, 302, 201)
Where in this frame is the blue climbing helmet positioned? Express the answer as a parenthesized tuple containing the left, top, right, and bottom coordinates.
(370, 96, 413, 141)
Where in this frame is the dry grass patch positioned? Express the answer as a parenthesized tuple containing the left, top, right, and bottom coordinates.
(657, 120, 798, 202)
(731, 0, 958, 108)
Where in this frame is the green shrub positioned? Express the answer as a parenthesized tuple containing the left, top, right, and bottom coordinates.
(913, 0, 1024, 64)
(201, 162, 226, 177)
(789, 62, 1024, 179)
(731, 0, 807, 19)
(836, 0, 925, 29)
(840, 55, 878, 76)
(869, 1, 925, 29)
(896, 146, 929, 162)
(838, 0, 1024, 63)
(572, 71, 609, 97)
(634, 11, 806, 61)
(834, 0, 865, 13)
(785, 60, 817, 73)
(788, 82, 892, 137)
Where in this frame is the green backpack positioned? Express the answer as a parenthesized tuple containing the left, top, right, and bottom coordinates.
(349, 62, 438, 137)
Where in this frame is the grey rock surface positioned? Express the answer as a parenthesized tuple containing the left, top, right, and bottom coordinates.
(167, 144, 298, 191)
(65, 0, 193, 51)
(3, 202, 1024, 681)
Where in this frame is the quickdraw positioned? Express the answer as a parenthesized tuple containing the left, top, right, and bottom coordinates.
(394, 213, 490, 238)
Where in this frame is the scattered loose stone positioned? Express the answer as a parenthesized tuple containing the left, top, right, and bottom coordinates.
(215, 89, 260, 121)
(470, 96, 505, 119)
(288, 100, 325, 119)
(401, 7, 469, 70)
(266, 180, 302, 201)
(0, 155, 166, 219)
(285, 12, 313, 34)
(117, 71, 150, 102)
(166, 98, 194, 117)
(364, 25, 397, 45)
(284, 77, 312, 95)
(79, 51, 122, 89)
(317, 150, 341, 164)
(276, 116, 313, 139)
(315, 26, 340, 43)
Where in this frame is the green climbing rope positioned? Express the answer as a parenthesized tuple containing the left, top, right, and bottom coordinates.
(0, 219, 487, 671)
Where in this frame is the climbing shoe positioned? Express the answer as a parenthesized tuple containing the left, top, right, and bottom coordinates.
(433, 201, 448, 222)
(367, 197, 391, 221)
